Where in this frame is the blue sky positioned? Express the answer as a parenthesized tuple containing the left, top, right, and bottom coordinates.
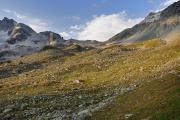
(0, 0, 178, 41)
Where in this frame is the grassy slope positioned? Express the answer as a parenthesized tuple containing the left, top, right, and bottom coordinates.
(90, 67, 180, 120)
(0, 39, 179, 119)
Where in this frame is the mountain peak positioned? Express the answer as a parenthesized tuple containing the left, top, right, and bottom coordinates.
(0, 17, 17, 32)
(108, 1, 180, 43)
(2, 17, 9, 21)
(160, 0, 180, 19)
(1, 17, 16, 24)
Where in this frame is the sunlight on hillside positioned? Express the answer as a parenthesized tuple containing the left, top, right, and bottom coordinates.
(0, 1, 180, 119)
(0, 39, 179, 119)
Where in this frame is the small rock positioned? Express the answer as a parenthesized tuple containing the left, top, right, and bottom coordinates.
(5, 114, 11, 119)
(140, 67, 144, 71)
(169, 70, 177, 74)
(78, 95, 82, 99)
(73, 80, 84, 84)
(3, 108, 13, 113)
(142, 116, 151, 120)
(76, 109, 92, 120)
(78, 104, 83, 108)
(20, 103, 28, 110)
(5, 104, 16, 109)
(125, 113, 133, 119)
(47, 113, 51, 117)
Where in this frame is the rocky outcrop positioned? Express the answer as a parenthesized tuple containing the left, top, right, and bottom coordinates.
(160, 0, 180, 19)
(0, 17, 16, 32)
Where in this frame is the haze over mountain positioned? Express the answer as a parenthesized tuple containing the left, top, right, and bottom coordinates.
(0, 16, 104, 61)
(108, 0, 180, 43)
(0, 17, 66, 60)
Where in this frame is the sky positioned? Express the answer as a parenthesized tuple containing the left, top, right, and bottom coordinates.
(0, 0, 179, 41)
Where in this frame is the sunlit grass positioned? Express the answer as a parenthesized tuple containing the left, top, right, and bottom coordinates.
(0, 38, 179, 119)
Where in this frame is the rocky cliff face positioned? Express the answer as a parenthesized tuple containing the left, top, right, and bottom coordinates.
(40, 31, 65, 46)
(7, 23, 36, 44)
(108, 0, 180, 43)
(160, 0, 180, 19)
(0, 17, 16, 32)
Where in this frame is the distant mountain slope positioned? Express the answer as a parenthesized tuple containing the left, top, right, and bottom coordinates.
(0, 17, 65, 60)
(0, 17, 102, 61)
(108, 0, 180, 43)
(65, 39, 102, 47)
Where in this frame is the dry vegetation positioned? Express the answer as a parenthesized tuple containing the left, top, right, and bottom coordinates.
(0, 39, 179, 119)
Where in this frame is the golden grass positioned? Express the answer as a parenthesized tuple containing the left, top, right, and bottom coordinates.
(0, 39, 179, 100)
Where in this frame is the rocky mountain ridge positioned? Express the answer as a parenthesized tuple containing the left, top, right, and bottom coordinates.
(0, 17, 67, 60)
(108, 0, 180, 43)
(0, 17, 102, 61)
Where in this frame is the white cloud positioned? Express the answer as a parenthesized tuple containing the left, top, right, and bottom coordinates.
(2, 9, 11, 13)
(60, 32, 70, 38)
(70, 25, 84, 30)
(64, 16, 81, 21)
(156, 0, 179, 11)
(2, 9, 50, 32)
(68, 12, 142, 41)
(13, 12, 27, 19)
(162, 0, 178, 7)
(27, 18, 50, 32)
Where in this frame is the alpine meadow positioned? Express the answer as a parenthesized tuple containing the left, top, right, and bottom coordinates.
(0, 0, 180, 120)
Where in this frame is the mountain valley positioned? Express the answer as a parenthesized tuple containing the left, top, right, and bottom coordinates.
(0, 1, 180, 120)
